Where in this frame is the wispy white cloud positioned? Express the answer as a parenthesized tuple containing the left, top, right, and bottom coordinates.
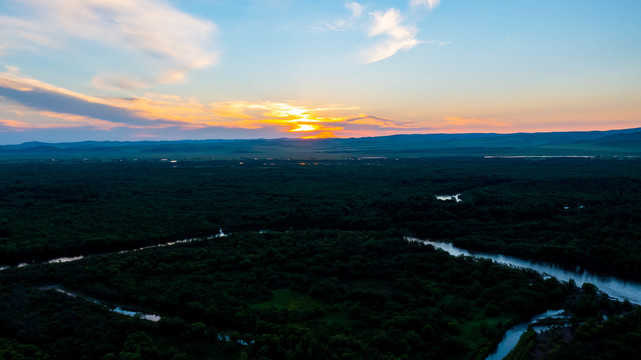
(409, 0, 441, 10)
(361, 8, 421, 63)
(360, 37, 421, 64)
(313, 1, 445, 62)
(346, 2, 364, 18)
(0, 14, 62, 53)
(0, 0, 218, 90)
(367, 9, 412, 39)
(317, 1, 365, 32)
(356, 0, 446, 63)
(91, 72, 153, 92)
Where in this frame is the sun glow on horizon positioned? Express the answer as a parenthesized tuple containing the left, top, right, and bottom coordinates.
(290, 124, 318, 132)
(3, 68, 637, 142)
(0, 0, 639, 144)
(302, 131, 336, 139)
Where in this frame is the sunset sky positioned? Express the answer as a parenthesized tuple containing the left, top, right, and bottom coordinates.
(0, 0, 640, 144)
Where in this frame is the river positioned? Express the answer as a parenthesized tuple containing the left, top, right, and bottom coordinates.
(407, 237, 641, 305)
(41, 285, 162, 321)
(485, 309, 566, 360)
(407, 237, 641, 360)
(7, 232, 639, 357)
(0, 229, 227, 272)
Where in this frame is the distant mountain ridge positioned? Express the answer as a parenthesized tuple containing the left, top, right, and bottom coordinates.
(1, 127, 640, 159)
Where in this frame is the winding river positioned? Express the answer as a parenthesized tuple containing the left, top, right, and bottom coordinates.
(5, 232, 640, 357)
(407, 237, 641, 305)
(0, 229, 227, 272)
(408, 237, 641, 359)
(41, 285, 162, 321)
(485, 309, 566, 360)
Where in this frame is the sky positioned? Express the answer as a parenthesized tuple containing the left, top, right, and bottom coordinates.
(0, 0, 640, 144)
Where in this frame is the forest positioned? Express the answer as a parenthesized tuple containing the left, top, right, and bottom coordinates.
(1, 230, 573, 359)
(1, 157, 640, 359)
(1, 158, 641, 279)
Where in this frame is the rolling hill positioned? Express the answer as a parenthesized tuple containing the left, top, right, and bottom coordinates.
(1, 127, 639, 159)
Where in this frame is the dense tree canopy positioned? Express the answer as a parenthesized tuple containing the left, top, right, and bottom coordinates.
(1, 158, 640, 279)
(2, 230, 574, 359)
(1, 158, 640, 359)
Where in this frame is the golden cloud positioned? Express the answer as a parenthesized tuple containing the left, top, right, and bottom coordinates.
(0, 70, 441, 138)
(302, 131, 336, 139)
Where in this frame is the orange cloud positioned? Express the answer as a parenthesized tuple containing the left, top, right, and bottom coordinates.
(0, 118, 75, 130)
(346, 115, 412, 128)
(209, 101, 255, 120)
(0, 69, 438, 139)
(302, 131, 336, 139)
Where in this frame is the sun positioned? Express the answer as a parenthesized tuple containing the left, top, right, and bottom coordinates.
(290, 124, 317, 132)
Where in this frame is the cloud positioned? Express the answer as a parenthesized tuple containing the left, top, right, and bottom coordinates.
(0, 71, 357, 135)
(210, 101, 257, 120)
(346, 2, 364, 18)
(317, 1, 365, 32)
(367, 9, 412, 39)
(314, 2, 445, 61)
(360, 36, 421, 63)
(0, 85, 167, 128)
(207, 101, 362, 135)
(0, 15, 62, 54)
(0, 71, 179, 128)
(361, 8, 422, 63)
(0, 118, 63, 131)
(409, 0, 441, 10)
(0, 70, 442, 140)
(0, 0, 218, 90)
(91, 72, 153, 92)
(341, 115, 434, 135)
(346, 115, 408, 127)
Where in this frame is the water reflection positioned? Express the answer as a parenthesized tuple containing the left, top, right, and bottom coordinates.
(407, 237, 641, 305)
(112, 307, 161, 322)
(47, 256, 84, 264)
(1, 229, 227, 271)
(485, 310, 566, 360)
(41, 285, 161, 322)
(435, 194, 462, 202)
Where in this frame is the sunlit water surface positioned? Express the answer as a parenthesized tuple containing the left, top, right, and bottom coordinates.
(408, 237, 641, 305)
(408, 237, 641, 360)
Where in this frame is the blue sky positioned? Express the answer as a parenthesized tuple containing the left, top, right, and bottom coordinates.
(0, 0, 639, 144)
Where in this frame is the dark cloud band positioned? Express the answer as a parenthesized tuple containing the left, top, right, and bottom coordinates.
(0, 85, 176, 127)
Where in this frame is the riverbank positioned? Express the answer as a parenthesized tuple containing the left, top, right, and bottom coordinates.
(408, 237, 641, 305)
(0, 229, 576, 359)
(0, 229, 227, 272)
(410, 237, 640, 360)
